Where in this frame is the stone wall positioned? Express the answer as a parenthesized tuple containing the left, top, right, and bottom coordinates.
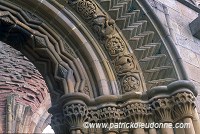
(148, 0, 200, 115)
(0, 42, 51, 133)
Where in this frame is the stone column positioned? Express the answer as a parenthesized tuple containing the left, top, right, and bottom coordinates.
(63, 100, 88, 134)
(192, 108, 200, 134)
(151, 98, 174, 134)
(172, 92, 196, 134)
(147, 115, 157, 134)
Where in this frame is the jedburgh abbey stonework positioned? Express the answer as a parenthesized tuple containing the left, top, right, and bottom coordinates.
(0, 0, 200, 133)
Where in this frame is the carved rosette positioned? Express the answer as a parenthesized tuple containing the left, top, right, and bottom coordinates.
(121, 74, 140, 93)
(51, 113, 67, 133)
(63, 101, 88, 131)
(172, 92, 196, 121)
(151, 98, 173, 123)
(68, 0, 97, 20)
(123, 103, 148, 123)
(67, 0, 143, 93)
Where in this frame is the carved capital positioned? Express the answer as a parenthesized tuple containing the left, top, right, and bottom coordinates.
(151, 98, 173, 123)
(172, 92, 196, 121)
(63, 101, 88, 131)
(98, 106, 121, 123)
(123, 103, 148, 123)
(98, 106, 120, 133)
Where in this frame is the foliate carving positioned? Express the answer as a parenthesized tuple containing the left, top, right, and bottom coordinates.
(68, 0, 97, 20)
(122, 74, 140, 92)
(172, 92, 196, 121)
(105, 36, 125, 56)
(123, 103, 148, 123)
(67, 0, 142, 93)
(98, 106, 121, 123)
(63, 102, 88, 131)
(151, 98, 173, 123)
(86, 109, 99, 123)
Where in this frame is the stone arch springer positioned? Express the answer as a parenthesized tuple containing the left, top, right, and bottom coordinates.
(0, 0, 199, 134)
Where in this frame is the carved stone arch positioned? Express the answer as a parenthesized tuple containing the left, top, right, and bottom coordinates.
(0, 0, 122, 101)
(0, 0, 199, 134)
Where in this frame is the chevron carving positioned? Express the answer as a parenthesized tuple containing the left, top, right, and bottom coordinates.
(98, 0, 177, 89)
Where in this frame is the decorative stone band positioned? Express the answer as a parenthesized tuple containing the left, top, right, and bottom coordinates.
(49, 80, 197, 133)
(61, 0, 144, 93)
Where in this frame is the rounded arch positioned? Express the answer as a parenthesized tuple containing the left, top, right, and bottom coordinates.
(0, 0, 123, 102)
(0, 0, 196, 101)
(0, 0, 199, 134)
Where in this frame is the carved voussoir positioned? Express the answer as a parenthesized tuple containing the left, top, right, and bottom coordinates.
(67, 0, 144, 94)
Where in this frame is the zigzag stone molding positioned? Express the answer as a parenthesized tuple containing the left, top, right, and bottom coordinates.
(0, 3, 94, 100)
(96, 0, 179, 90)
(64, 0, 146, 93)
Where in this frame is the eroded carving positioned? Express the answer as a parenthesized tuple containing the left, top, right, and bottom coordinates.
(123, 103, 148, 123)
(114, 54, 136, 74)
(67, 0, 142, 93)
(98, 106, 121, 123)
(172, 92, 196, 121)
(68, 0, 97, 20)
(122, 74, 140, 92)
(92, 15, 115, 39)
(105, 36, 125, 56)
(151, 98, 173, 123)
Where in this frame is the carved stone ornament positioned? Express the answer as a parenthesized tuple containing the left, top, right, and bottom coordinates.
(123, 103, 148, 123)
(172, 92, 196, 121)
(122, 74, 140, 92)
(67, 0, 142, 93)
(63, 101, 88, 131)
(151, 98, 173, 123)
(105, 36, 126, 56)
(68, 0, 97, 20)
(98, 106, 121, 123)
(114, 54, 136, 75)
(92, 15, 115, 39)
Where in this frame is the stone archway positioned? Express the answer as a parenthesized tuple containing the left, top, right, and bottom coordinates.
(0, 42, 51, 133)
(0, 0, 199, 134)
